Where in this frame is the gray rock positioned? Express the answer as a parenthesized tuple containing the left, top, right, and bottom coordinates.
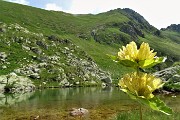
(0, 27, 6, 32)
(36, 40, 48, 49)
(154, 65, 180, 91)
(22, 45, 30, 51)
(70, 108, 89, 116)
(90, 80, 96, 84)
(2, 65, 7, 69)
(30, 47, 42, 55)
(154, 65, 180, 81)
(29, 73, 40, 79)
(101, 77, 112, 84)
(0, 52, 7, 61)
(171, 74, 180, 83)
(38, 62, 47, 68)
(64, 47, 70, 51)
(0, 73, 35, 93)
(59, 79, 70, 87)
(75, 81, 80, 85)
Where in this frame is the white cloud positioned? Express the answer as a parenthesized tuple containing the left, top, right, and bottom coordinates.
(45, 3, 63, 11)
(7, 0, 29, 5)
(6, 0, 180, 29)
(67, 0, 180, 29)
(67, 0, 123, 14)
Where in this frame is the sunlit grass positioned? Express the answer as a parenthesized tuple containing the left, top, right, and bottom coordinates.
(113, 109, 180, 120)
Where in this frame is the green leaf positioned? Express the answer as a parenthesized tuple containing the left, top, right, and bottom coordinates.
(107, 54, 119, 62)
(139, 59, 154, 68)
(119, 60, 138, 68)
(107, 54, 138, 68)
(121, 89, 173, 115)
(139, 57, 167, 68)
(149, 97, 173, 115)
(121, 89, 137, 100)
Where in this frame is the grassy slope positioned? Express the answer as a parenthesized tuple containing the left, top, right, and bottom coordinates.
(0, 1, 133, 81)
(139, 34, 180, 62)
(162, 30, 180, 44)
(0, 1, 180, 82)
(0, 1, 129, 35)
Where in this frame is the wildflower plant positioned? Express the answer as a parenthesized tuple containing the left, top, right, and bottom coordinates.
(116, 41, 166, 68)
(109, 41, 172, 119)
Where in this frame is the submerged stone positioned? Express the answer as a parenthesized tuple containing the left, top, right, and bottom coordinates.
(70, 108, 89, 117)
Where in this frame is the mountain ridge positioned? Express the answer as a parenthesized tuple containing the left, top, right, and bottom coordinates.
(162, 24, 180, 32)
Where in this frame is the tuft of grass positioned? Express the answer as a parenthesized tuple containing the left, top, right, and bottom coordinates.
(113, 109, 180, 120)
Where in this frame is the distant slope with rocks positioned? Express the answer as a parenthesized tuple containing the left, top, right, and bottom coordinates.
(0, 22, 111, 93)
(162, 24, 180, 32)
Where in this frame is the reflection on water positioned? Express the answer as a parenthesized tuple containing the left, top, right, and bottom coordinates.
(19, 87, 127, 109)
(0, 87, 179, 120)
(0, 92, 34, 107)
(157, 94, 180, 112)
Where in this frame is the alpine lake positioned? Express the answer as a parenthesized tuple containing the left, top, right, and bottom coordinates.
(0, 87, 179, 120)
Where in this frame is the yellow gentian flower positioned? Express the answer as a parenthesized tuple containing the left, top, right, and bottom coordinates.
(118, 41, 156, 62)
(137, 42, 156, 61)
(119, 72, 164, 99)
(118, 41, 138, 61)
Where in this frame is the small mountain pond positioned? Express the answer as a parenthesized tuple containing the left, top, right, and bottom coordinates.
(0, 87, 179, 120)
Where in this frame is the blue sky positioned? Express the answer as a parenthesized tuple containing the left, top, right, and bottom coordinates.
(5, 0, 180, 29)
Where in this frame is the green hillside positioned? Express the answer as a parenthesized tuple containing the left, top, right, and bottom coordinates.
(0, 0, 180, 85)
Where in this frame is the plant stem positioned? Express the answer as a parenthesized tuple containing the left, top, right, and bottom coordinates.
(139, 104, 143, 120)
(136, 66, 140, 75)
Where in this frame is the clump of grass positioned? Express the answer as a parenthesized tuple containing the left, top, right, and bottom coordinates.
(113, 109, 180, 120)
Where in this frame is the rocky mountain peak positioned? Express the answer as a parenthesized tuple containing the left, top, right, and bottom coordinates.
(162, 24, 180, 32)
(121, 8, 156, 31)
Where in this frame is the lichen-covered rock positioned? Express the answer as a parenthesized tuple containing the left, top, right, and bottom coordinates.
(101, 77, 112, 85)
(30, 47, 42, 55)
(0, 73, 35, 93)
(0, 52, 7, 62)
(154, 65, 180, 81)
(59, 79, 71, 87)
(154, 65, 180, 91)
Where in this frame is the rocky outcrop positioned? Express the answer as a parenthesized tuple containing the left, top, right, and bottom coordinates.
(0, 22, 111, 89)
(154, 65, 180, 91)
(0, 73, 35, 93)
(162, 24, 180, 32)
(119, 22, 145, 39)
(154, 65, 180, 81)
(121, 8, 156, 32)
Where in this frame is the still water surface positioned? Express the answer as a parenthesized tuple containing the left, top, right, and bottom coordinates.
(0, 87, 179, 120)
